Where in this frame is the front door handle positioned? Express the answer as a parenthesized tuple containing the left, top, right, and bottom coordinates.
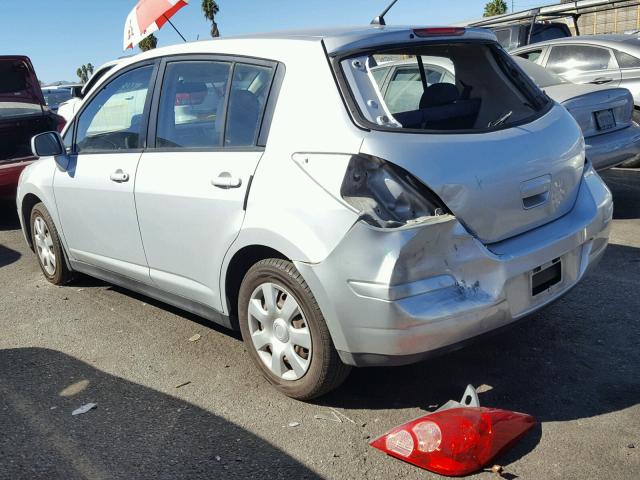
(590, 77, 614, 84)
(110, 169, 130, 183)
(211, 172, 242, 189)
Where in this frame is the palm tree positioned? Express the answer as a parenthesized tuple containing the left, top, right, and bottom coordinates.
(76, 64, 91, 83)
(484, 0, 507, 17)
(139, 34, 158, 52)
(202, 0, 220, 38)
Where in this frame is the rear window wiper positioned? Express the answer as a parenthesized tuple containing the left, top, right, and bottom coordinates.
(488, 110, 513, 128)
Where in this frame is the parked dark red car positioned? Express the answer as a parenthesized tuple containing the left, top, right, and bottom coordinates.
(0, 55, 64, 199)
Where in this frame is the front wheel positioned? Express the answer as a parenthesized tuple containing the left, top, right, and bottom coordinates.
(238, 259, 350, 400)
(30, 203, 74, 285)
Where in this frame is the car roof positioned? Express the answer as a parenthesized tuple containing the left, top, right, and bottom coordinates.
(121, 25, 496, 62)
(512, 34, 640, 53)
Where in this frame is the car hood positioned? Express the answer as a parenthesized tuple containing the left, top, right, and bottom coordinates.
(0, 56, 46, 107)
(360, 104, 585, 244)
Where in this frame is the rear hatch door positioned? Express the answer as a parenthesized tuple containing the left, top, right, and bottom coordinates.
(360, 104, 585, 244)
(0, 56, 46, 112)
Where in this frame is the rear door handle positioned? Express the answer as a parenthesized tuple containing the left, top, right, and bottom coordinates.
(211, 172, 242, 189)
(110, 169, 130, 183)
(590, 77, 614, 84)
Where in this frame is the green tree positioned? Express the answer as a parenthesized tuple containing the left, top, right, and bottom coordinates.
(484, 0, 507, 17)
(202, 0, 220, 38)
(76, 64, 92, 83)
(139, 34, 158, 52)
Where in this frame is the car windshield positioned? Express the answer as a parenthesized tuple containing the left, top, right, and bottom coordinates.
(339, 41, 549, 132)
(513, 56, 568, 88)
(43, 89, 73, 107)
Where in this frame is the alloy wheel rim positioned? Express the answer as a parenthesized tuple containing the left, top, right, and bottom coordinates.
(247, 282, 312, 381)
(33, 216, 56, 276)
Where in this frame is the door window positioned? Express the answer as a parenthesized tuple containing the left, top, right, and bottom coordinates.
(156, 61, 231, 148)
(546, 45, 615, 74)
(224, 64, 274, 147)
(75, 65, 153, 153)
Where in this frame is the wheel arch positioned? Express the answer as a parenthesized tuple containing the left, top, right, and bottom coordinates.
(222, 244, 288, 327)
(20, 192, 43, 250)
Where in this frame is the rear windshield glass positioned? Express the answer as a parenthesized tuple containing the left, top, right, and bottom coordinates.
(0, 60, 29, 94)
(43, 88, 73, 107)
(339, 42, 549, 132)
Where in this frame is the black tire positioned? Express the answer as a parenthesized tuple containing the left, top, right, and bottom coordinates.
(30, 202, 74, 285)
(238, 258, 351, 400)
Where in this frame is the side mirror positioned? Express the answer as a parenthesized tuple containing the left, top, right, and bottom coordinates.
(32, 131, 65, 157)
(31, 131, 71, 171)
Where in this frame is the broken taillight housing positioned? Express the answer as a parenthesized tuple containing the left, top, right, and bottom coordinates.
(340, 155, 446, 228)
(370, 407, 535, 477)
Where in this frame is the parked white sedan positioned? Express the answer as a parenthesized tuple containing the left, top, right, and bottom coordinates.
(17, 26, 612, 399)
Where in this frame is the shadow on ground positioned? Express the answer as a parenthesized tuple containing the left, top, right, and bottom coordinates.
(0, 244, 21, 268)
(0, 199, 20, 231)
(601, 168, 640, 220)
(0, 348, 320, 480)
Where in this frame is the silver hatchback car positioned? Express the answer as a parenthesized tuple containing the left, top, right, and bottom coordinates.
(18, 26, 613, 399)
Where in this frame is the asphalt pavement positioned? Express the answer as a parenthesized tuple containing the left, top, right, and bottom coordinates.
(0, 168, 638, 480)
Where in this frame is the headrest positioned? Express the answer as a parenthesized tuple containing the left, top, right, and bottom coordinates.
(420, 83, 460, 108)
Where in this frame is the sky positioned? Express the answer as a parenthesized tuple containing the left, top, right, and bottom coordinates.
(0, 0, 548, 83)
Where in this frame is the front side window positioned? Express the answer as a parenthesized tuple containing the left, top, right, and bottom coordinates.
(75, 65, 153, 153)
(224, 63, 274, 147)
(156, 61, 231, 149)
(546, 45, 615, 74)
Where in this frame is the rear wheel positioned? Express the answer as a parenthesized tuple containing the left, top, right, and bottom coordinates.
(30, 203, 74, 285)
(238, 258, 350, 400)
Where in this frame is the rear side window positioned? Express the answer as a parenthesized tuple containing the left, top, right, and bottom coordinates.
(224, 64, 273, 147)
(517, 50, 543, 63)
(339, 42, 548, 132)
(614, 50, 640, 69)
(530, 26, 568, 44)
(0, 59, 28, 94)
(546, 45, 615, 74)
(494, 29, 513, 49)
(76, 66, 153, 152)
(156, 61, 231, 149)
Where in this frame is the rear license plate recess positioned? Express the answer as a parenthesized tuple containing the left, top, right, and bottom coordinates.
(531, 258, 562, 296)
(595, 109, 616, 131)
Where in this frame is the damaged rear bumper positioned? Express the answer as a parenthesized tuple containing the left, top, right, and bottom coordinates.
(295, 166, 613, 367)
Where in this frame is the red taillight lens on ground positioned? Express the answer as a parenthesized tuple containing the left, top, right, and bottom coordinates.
(413, 27, 466, 37)
(370, 407, 535, 477)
